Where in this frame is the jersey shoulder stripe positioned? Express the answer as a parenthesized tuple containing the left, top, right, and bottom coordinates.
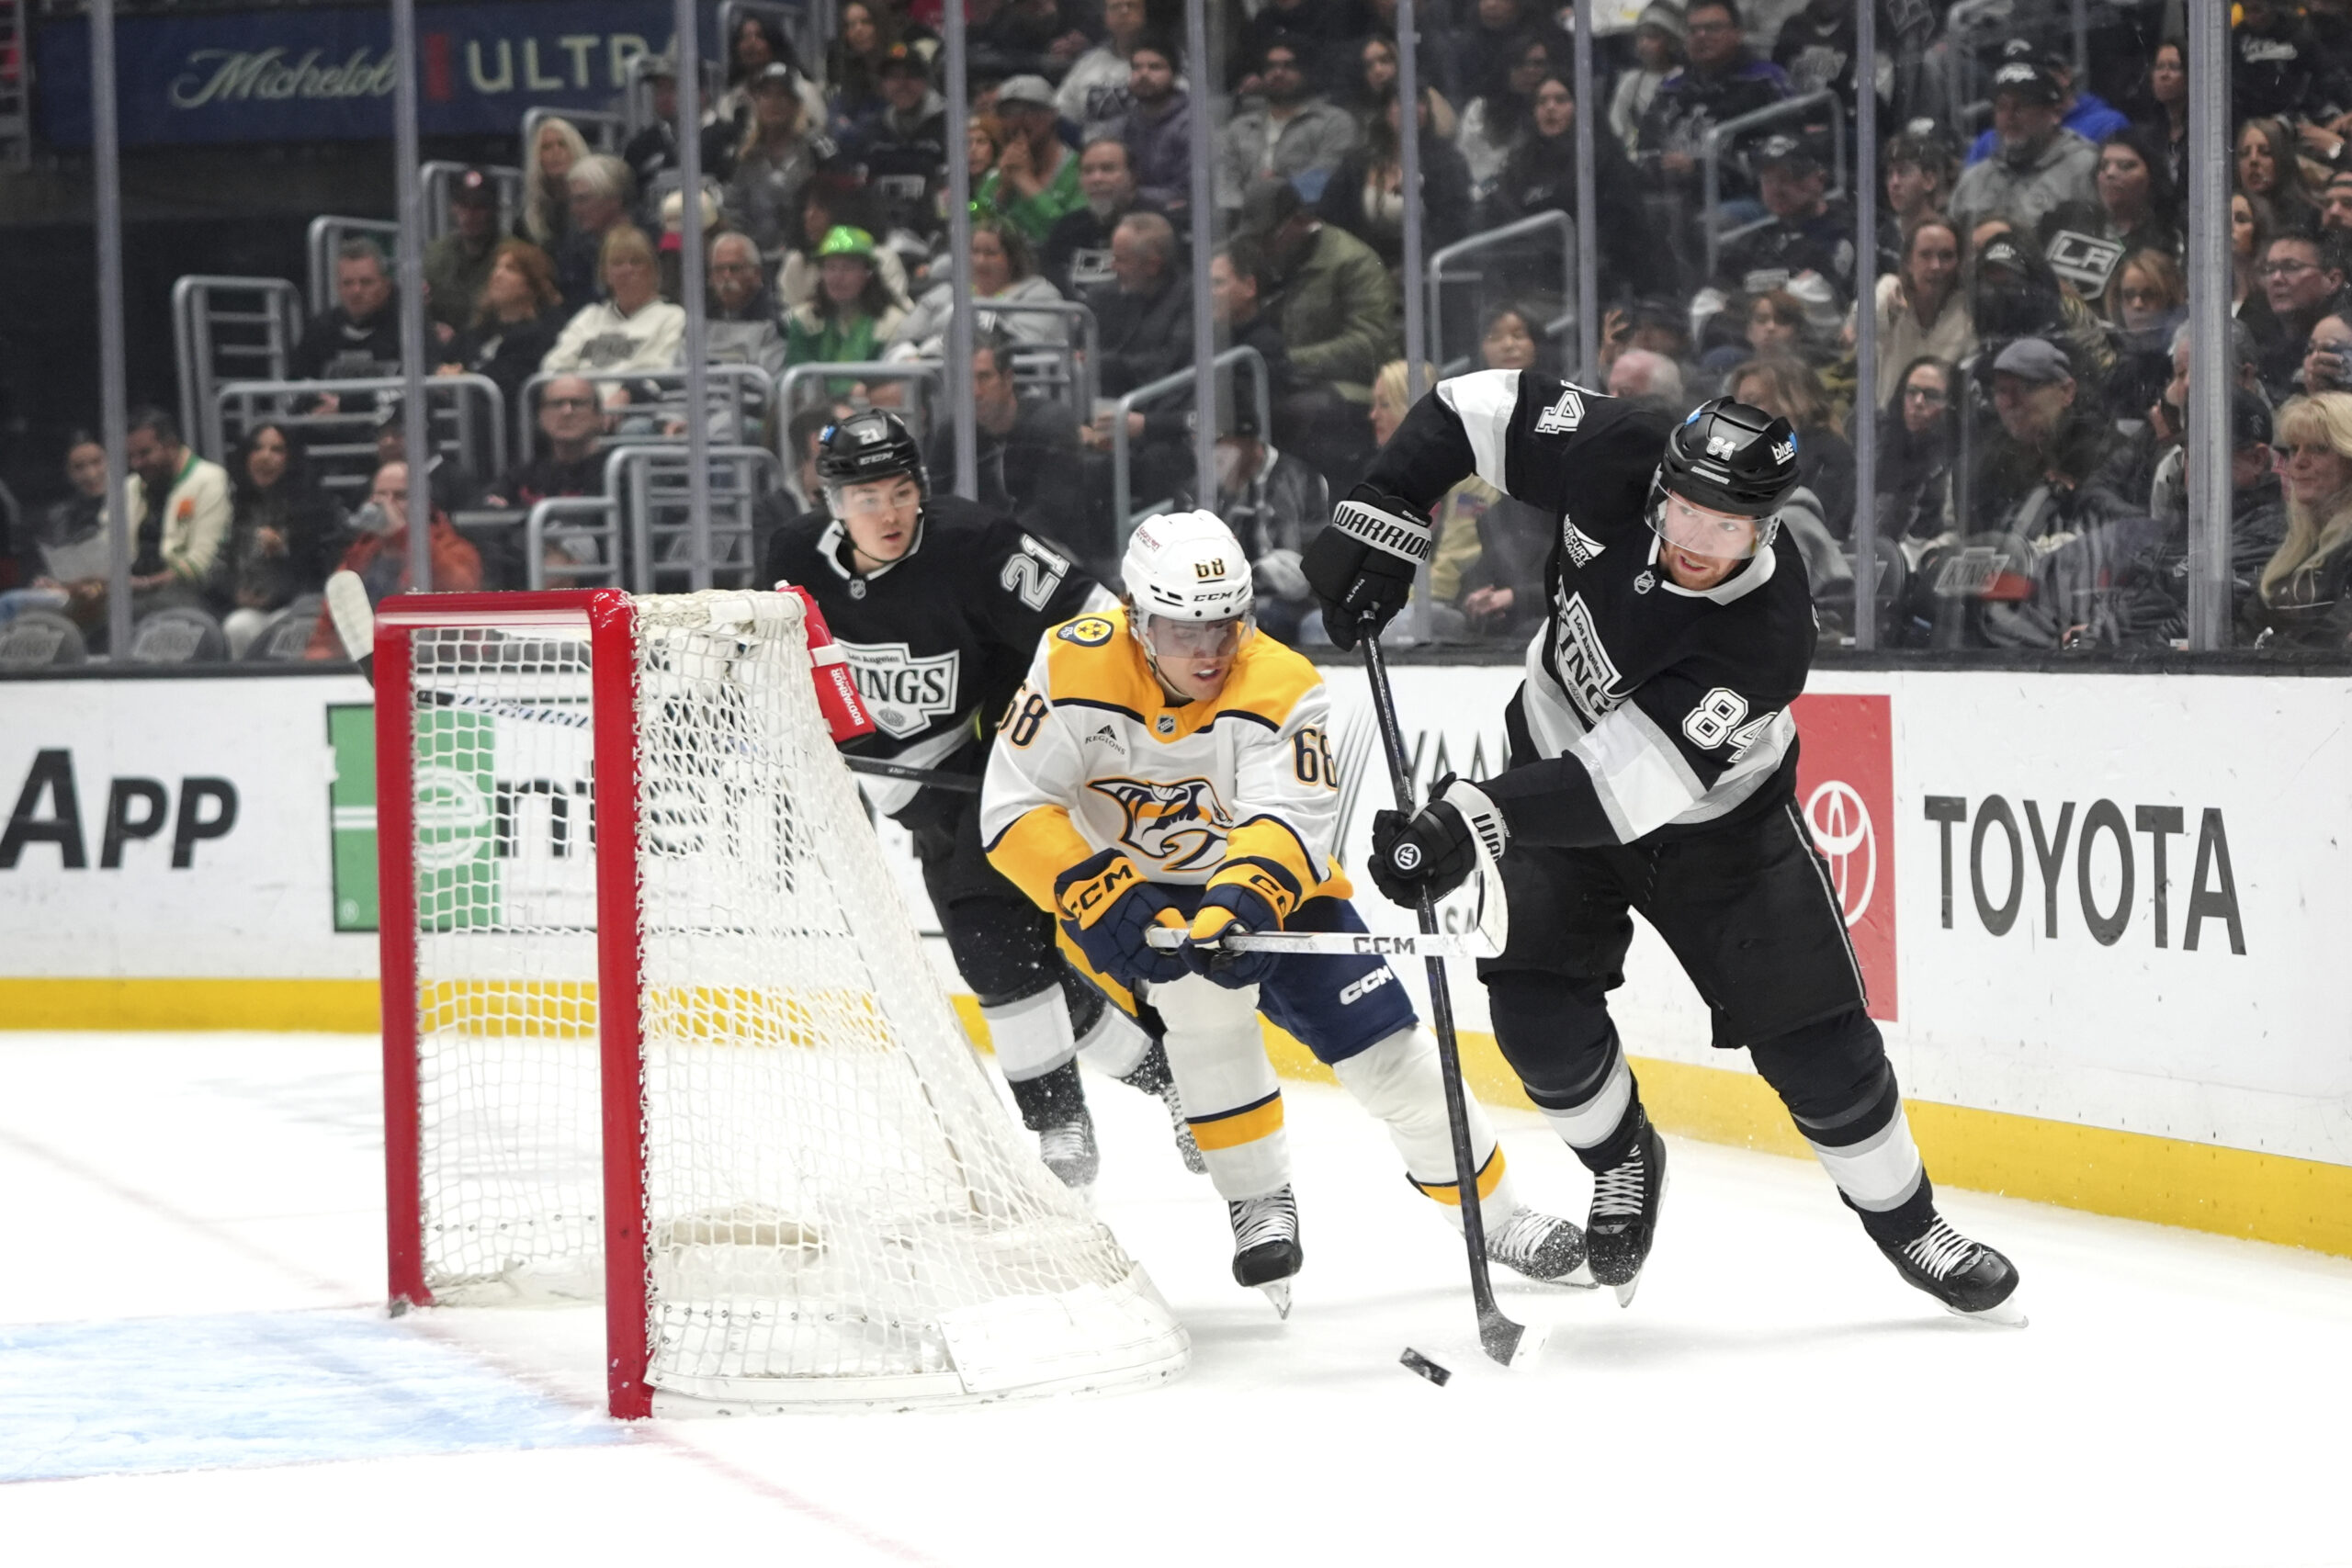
(1038, 610, 1323, 739)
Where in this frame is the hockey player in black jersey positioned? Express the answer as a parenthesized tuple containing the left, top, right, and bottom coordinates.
(761, 412, 1201, 1186)
(1301, 378, 2023, 1324)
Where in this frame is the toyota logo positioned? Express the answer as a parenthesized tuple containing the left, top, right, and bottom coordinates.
(1804, 780, 1874, 927)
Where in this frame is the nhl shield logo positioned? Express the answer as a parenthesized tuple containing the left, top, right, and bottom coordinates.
(1155, 714, 1177, 736)
(1089, 775, 1229, 870)
(835, 638, 961, 739)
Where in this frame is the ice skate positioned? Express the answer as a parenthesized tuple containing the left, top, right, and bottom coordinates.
(1485, 1205, 1596, 1288)
(1037, 1111, 1101, 1189)
(1878, 1215, 2026, 1326)
(1229, 1186, 1302, 1318)
(1588, 1108, 1666, 1306)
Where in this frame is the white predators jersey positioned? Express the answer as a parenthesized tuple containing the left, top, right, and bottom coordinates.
(981, 607, 1354, 912)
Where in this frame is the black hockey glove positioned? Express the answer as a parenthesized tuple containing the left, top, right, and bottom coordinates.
(1055, 849, 1192, 987)
(1182, 866, 1292, 989)
(1368, 774, 1510, 908)
(1303, 487, 1432, 652)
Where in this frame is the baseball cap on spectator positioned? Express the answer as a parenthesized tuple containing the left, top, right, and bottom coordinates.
(643, 51, 677, 81)
(657, 186, 722, 250)
(1976, 234, 2032, 277)
(1238, 178, 1306, 239)
(1886, 119, 1958, 167)
(877, 43, 926, 77)
(1992, 336, 2073, 383)
(2235, 389, 2277, 452)
(1989, 50, 2061, 105)
(752, 61, 797, 91)
(817, 225, 876, 259)
(1753, 132, 1826, 175)
(1634, 2, 1684, 44)
(452, 167, 497, 209)
(996, 74, 1057, 112)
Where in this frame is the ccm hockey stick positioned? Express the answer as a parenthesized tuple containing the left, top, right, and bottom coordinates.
(1359, 627, 1529, 1369)
(1147, 866, 1509, 958)
(323, 571, 980, 794)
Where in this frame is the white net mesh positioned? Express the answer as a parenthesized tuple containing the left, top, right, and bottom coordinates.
(403, 592, 1186, 1408)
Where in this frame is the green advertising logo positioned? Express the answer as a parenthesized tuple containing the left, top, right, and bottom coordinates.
(327, 704, 503, 932)
(327, 704, 378, 932)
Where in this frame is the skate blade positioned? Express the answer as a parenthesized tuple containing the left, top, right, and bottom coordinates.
(1948, 1292, 2028, 1329)
(1613, 1270, 1643, 1309)
(1258, 1280, 1294, 1319)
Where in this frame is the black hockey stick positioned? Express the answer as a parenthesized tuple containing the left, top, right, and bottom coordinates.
(324, 572, 980, 794)
(1359, 626, 1528, 1368)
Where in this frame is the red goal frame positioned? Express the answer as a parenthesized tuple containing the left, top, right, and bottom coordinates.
(372, 589, 657, 1418)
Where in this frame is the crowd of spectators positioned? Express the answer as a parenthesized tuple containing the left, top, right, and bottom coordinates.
(12, 0, 2352, 663)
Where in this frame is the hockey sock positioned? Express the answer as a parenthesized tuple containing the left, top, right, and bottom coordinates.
(1004, 1059, 1088, 1133)
(1069, 971, 1157, 1082)
(1329, 1027, 1507, 1219)
(1522, 1043, 1643, 1175)
(1113, 1034, 1174, 1097)
(980, 981, 1079, 1084)
(1153, 973, 1288, 1200)
(1768, 1048, 1930, 1234)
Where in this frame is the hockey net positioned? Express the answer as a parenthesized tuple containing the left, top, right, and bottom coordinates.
(375, 589, 1186, 1415)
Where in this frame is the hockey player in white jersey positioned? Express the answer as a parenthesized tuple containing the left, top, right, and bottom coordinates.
(981, 509, 1589, 1308)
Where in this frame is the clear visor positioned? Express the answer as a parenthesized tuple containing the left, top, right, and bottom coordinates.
(1140, 612, 1254, 661)
(829, 475, 922, 517)
(1649, 487, 1766, 561)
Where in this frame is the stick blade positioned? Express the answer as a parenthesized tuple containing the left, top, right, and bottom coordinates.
(1478, 1307, 1541, 1369)
(324, 570, 375, 665)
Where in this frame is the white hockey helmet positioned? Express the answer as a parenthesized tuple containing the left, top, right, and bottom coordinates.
(1121, 509, 1255, 668)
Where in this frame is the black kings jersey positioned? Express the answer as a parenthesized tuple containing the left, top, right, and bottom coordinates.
(762, 494, 1112, 817)
(1361, 369, 1816, 848)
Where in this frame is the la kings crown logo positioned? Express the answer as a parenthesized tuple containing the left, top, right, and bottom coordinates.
(836, 639, 960, 739)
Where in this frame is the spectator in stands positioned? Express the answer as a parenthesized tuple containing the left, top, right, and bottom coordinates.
(1046, 137, 1151, 297)
(554, 155, 636, 312)
(1971, 232, 2113, 393)
(697, 231, 788, 379)
(1059, 0, 1148, 132)
(2136, 41, 2188, 193)
(1698, 130, 1851, 350)
(1204, 235, 1296, 409)
(654, 186, 722, 306)
(729, 64, 829, 261)
(2323, 170, 2352, 233)
(424, 169, 504, 341)
(965, 0, 1068, 80)
(1213, 404, 1329, 642)
(436, 240, 563, 409)
(1234, 0, 1382, 99)
(925, 334, 1091, 555)
(220, 423, 344, 655)
(521, 117, 590, 250)
(856, 48, 949, 247)
(1770, 0, 1860, 106)
(2088, 130, 2181, 295)
(2107, 248, 2188, 417)
(1726, 357, 1854, 539)
(779, 181, 914, 310)
(825, 1, 900, 136)
(1969, 335, 2128, 545)
(1962, 42, 2128, 168)
(1456, 33, 1554, 200)
(370, 393, 481, 516)
(2248, 390, 2352, 647)
(1243, 180, 1397, 486)
(543, 227, 687, 375)
(2234, 0, 2348, 125)
(1119, 35, 1194, 215)
(123, 408, 231, 613)
(1880, 124, 1961, 267)
(0, 434, 110, 630)
(786, 226, 910, 370)
(620, 54, 683, 209)
(1949, 52, 2098, 240)
(981, 74, 1085, 244)
(1607, 347, 1686, 412)
(1455, 0, 1564, 113)
(891, 220, 1068, 360)
(291, 239, 401, 398)
(305, 461, 481, 656)
(1321, 85, 1474, 272)
(2253, 226, 2349, 400)
(1636, 0, 1792, 209)
(2240, 117, 2322, 232)
(2115, 389, 2286, 648)
(776, 402, 847, 516)
(1725, 288, 1818, 372)
(2129, 319, 2266, 530)
(2303, 307, 2352, 396)
(1090, 211, 1191, 398)
(1215, 38, 1361, 219)
(484, 375, 609, 549)
(1610, 5, 1685, 153)
(1874, 355, 1957, 551)
(712, 13, 826, 179)
(1869, 213, 1973, 396)
(1480, 305, 1540, 373)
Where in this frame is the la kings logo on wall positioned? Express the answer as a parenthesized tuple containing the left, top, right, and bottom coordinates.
(836, 639, 960, 739)
(1553, 594, 1625, 726)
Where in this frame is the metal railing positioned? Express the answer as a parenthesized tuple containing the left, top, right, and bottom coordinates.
(526, 496, 628, 589)
(1427, 212, 1577, 376)
(963, 299, 1100, 411)
(1111, 346, 1272, 541)
(172, 276, 305, 459)
(420, 161, 525, 243)
(306, 216, 402, 317)
(1702, 90, 1848, 280)
(212, 375, 507, 501)
(773, 361, 948, 448)
(524, 445, 779, 592)
(514, 366, 775, 464)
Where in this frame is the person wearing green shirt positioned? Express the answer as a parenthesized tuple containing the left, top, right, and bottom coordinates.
(785, 226, 911, 395)
(977, 75, 1085, 243)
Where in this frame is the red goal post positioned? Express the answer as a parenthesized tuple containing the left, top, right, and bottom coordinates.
(372, 589, 1186, 1416)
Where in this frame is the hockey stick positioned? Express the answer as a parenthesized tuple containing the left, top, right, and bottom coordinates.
(1145, 929, 1497, 959)
(1359, 627, 1529, 1369)
(323, 572, 980, 794)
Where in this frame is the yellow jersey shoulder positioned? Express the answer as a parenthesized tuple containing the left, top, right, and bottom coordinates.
(1037, 608, 1322, 733)
(1042, 607, 1159, 710)
(1215, 631, 1321, 729)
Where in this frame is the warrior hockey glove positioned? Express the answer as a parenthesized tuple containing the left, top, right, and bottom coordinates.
(1056, 849, 1192, 987)
(1369, 774, 1509, 908)
(1184, 862, 1298, 989)
(1303, 487, 1431, 652)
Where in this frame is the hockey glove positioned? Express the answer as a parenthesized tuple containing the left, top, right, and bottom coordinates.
(1056, 849, 1192, 987)
(1303, 488, 1432, 652)
(1184, 862, 1297, 989)
(1368, 774, 1510, 908)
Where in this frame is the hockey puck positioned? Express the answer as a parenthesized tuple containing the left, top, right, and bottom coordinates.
(1398, 1348, 1451, 1386)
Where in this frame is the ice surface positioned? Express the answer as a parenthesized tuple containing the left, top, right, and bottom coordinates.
(2, 1032, 2347, 1566)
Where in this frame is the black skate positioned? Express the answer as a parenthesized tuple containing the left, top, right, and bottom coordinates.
(1229, 1186, 1302, 1318)
(1877, 1215, 2026, 1326)
(1485, 1206, 1595, 1288)
(1587, 1110, 1666, 1306)
(1037, 1111, 1100, 1190)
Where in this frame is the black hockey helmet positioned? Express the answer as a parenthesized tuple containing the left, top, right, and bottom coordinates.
(1658, 397, 1801, 518)
(815, 410, 928, 512)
